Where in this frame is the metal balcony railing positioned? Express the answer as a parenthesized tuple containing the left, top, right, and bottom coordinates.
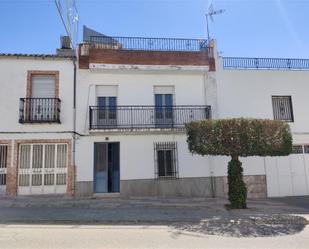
(89, 105, 211, 130)
(89, 36, 211, 52)
(19, 98, 61, 123)
(223, 57, 309, 70)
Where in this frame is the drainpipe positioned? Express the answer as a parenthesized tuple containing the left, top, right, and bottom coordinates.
(204, 40, 216, 198)
(72, 53, 77, 196)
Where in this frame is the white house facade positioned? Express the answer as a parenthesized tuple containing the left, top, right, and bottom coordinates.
(0, 52, 75, 196)
(1, 27, 309, 198)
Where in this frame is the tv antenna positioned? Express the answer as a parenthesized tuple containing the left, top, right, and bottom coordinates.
(206, 2, 225, 41)
(54, 0, 79, 50)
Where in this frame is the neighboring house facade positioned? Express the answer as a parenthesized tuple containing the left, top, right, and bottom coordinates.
(1, 27, 309, 198)
(215, 57, 309, 197)
(0, 53, 75, 196)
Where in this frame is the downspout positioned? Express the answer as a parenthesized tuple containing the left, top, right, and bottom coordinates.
(204, 40, 215, 198)
(204, 71, 215, 198)
(72, 53, 77, 196)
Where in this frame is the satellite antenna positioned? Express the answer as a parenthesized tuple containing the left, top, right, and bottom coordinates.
(206, 2, 225, 41)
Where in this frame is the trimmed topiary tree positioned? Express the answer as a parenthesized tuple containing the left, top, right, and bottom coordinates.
(186, 118, 292, 209)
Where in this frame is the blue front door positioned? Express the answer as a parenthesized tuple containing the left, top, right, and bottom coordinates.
(94, 143, 120, 193)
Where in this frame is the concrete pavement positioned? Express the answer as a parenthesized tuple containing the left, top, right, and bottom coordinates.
(1, 224, 309, 249)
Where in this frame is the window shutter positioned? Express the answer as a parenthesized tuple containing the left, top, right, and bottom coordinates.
(31, 76, 56, 98)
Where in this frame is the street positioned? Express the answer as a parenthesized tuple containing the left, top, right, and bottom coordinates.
(1, 224, 309, 249)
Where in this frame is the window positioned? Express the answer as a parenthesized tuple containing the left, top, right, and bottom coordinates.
(97, 97, 117, 126)
(0, 145, 7, 187)
(292, 145, 303, 154)
(154, 142, 178, 179)
(272, 96, 294, 122)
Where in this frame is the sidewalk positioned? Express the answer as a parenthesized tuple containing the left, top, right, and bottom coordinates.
(0, 196, 308, 237)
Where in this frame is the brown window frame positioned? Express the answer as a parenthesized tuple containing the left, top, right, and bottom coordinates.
(26, 71, 59, 98)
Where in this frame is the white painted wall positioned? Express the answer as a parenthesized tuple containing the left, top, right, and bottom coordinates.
(216, 57, 309, 134)
(75, 67, 219, 182)
(76, 68, 217, 134)
(0, 57, 74, 133)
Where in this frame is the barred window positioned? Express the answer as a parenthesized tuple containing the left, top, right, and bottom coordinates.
(292, 145, 303, 154)
(0, 145, 7, 186)
(272, 96, 294, 122)
(154, 142, 178, 179)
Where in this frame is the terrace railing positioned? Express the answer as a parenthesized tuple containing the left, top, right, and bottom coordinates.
(89, 105, 211, 130)
(223, 57, 309, 70)
(89, 36, 210, 52)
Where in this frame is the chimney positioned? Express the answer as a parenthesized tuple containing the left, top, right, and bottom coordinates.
(56, 36, 74, 57)
(61, 36, 71, 49)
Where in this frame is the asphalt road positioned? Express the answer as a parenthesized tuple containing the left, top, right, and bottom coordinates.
(0, 224, 309, 249)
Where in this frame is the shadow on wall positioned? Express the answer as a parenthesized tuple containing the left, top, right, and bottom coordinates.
(171, 214, 308, 238)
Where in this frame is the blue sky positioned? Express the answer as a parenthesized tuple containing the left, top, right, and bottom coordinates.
(0, 0, 308, 58)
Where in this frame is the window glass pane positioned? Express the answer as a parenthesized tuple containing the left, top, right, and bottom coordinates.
(32, 145, 43, 169)
(157, 150, 166, 177)
(165, 150, 173, 176)
(57, 144, 67, 168)
(45, 145, 55, 168)
(19, 145, 31, 169)
(108, 97, 117, 119)
(155, 142, 178, 179)
(272, 96, 293, 122)
(0, 146, 7, 169)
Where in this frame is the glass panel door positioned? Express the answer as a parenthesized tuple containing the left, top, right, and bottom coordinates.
(155, 94, 173, 127)
(94, 143, 108, 193)
(94, 143, 120, 193)
(97, 97, 117, 128)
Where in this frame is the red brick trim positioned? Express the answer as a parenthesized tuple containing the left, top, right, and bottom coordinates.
(9, 139, 74, 196)
(26, 71, 60, 98)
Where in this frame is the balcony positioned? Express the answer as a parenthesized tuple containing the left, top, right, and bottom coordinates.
(89, 105, 211, 130)
(19, 98, 61, 124)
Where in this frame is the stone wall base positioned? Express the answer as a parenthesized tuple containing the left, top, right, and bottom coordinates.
(214, 175, 267, 198)
(75, 181, 93, 197)
(119, 175, 267, 198)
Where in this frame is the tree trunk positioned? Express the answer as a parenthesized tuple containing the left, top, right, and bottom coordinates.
(227, 155, 247, 209)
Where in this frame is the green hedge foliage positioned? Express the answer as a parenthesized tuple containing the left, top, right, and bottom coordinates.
(186, 118, 292, 157)
(228, 159, 247, 209)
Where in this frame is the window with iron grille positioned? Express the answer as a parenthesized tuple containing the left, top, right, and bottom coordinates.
(292, 145, 303, 154)
(154, 142, 178, 179)
(0, 145, 7, 186)
(272, 96, 294, 122)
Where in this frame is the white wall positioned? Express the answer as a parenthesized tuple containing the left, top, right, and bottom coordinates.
(217, 59, 309, 134)
(75, 67, 220, 181)
(76, 133, 266, 182)
(0, 57, 74, 133)
(76, 68, 217, 134)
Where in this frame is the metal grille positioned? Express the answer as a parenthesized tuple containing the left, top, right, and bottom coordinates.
(272, 96, 294, 122)
(154, 142, 178, 179)
(292, 145, 303, 154)
(90, 105, 211, 130)
(18, 144, 68, 195)
(0, 146, 8, 186)
(304, 145, 309, 154)
(19, 98, 61, 123)
(223, 57, 309, 70)
(89, 36, 209, 52)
